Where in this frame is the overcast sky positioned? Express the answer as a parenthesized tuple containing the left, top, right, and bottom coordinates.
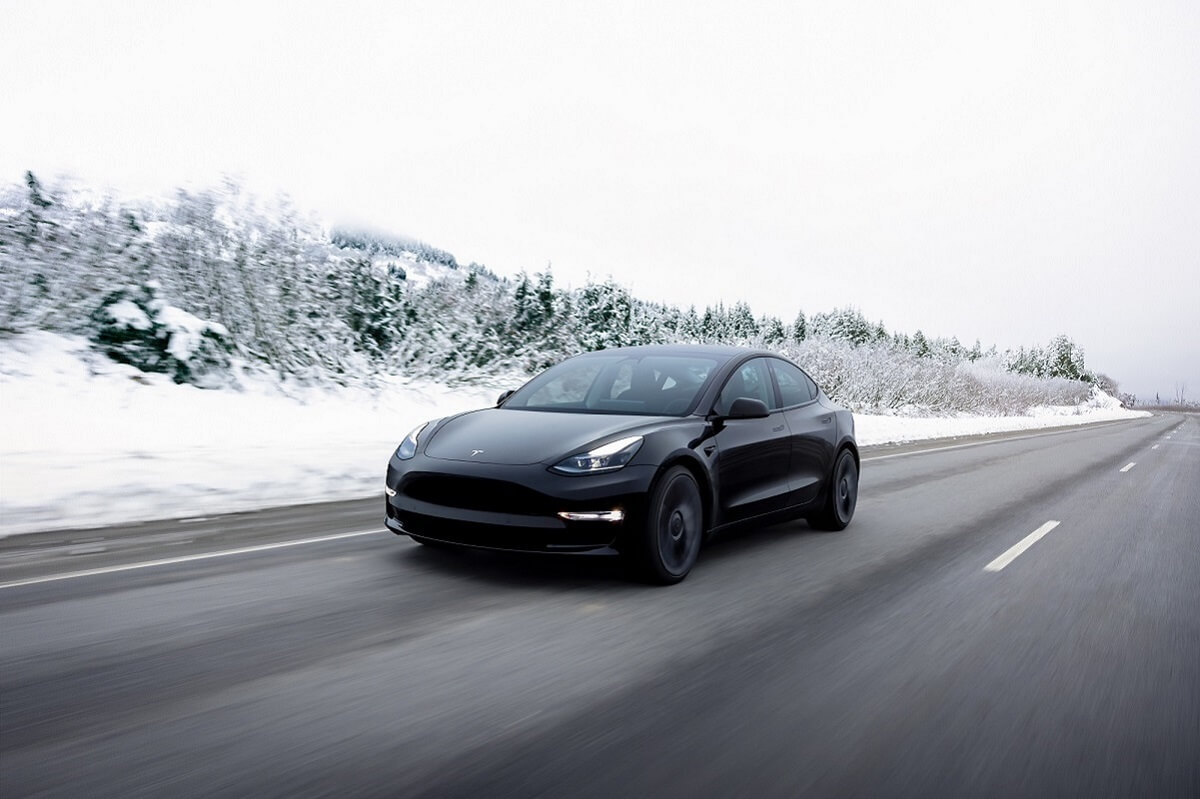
(4, 0, 1197, 400)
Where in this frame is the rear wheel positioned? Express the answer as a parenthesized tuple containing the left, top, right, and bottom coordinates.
(808, 449, 858, 531)
(634, 466, 704, 584)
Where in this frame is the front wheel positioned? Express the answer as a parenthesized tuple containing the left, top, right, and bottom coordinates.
(808, 449, 858, 531)
(633, 466, 705, 584)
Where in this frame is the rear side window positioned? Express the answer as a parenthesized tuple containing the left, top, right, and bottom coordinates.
(770, 359, 816, 407)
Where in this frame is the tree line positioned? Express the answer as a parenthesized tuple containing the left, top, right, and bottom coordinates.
(0, 173, 1118, 411)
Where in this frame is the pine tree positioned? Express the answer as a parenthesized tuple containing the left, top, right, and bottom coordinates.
(679, 306, 701, 341)
(728, 302, 758, 341)
(512, 272, 535, 331)
(1045, 334, 1089, 381)
(761, 316, 785, 345)
(791, 310, 808, 342)
(912, 330, 930, 358)
(535, 270, 555, 324)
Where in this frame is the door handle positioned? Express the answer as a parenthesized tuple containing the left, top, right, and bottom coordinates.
(820, 415, 832, 424)
(772, 424, 785, 432)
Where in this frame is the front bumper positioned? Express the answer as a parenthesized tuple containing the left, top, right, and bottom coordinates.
(385, 456, 656, 554)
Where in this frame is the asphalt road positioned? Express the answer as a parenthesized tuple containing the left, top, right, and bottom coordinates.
(2, 413, 1197, 798)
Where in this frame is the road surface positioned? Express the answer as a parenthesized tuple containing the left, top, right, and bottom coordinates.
(2, 413, 1197, 797)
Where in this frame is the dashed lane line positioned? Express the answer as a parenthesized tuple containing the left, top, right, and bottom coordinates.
(984, 521, 1062, 572)
(1120, 462, 1137, 473)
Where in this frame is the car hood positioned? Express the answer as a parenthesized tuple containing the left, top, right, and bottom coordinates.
(423, 408, 673, 465)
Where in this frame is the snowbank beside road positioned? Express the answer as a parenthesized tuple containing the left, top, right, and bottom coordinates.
(0, 333, 503, 536)
(0, 333, 1149, 536)
(855, 389, 1147, 445)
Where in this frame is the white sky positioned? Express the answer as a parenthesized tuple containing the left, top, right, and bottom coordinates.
(4, 0, 1197, 400)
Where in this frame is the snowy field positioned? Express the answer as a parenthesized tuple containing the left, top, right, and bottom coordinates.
(0, 333, 1149, 536)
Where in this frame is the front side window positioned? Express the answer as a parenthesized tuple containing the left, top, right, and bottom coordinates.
(607, 361, 634, 399)
(714, 358, 775, 415)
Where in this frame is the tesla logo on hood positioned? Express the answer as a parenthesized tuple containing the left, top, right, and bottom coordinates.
(470, 449, 485, 457)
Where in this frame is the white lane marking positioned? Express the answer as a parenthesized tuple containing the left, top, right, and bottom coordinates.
(985, 521, 1061, 572)
(862, 421, 1134, 462)
(1152, 444, 1159, 450)
(0, 528, 383, 590)
(1120, 462, 1137, 473)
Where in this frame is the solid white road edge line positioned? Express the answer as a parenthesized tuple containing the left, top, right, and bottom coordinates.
(0, 528, 383, 590)
(1152, 444, 1160, 450)
(984, 521, 1062, 572)
(1120, 462, 1137, 473)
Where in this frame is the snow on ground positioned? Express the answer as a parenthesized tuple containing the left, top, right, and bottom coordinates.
(855, 388, 1148, 445)
(0, 333, 1149, 536)
(0, 333, 504, 536)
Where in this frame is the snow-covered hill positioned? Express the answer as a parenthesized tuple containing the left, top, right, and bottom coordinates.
(0, 333, 1148, 536)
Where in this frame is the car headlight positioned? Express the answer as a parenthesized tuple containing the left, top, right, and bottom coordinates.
(551, 436, 644, 475)
(395, 421, 431, 460)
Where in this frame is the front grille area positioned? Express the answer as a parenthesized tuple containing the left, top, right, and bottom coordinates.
(399, 474, 556, 516)
(387, 469, 642, 553)
(393, 508, 618, 552)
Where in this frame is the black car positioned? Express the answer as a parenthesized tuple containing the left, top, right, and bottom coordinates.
(385, 344, 858, 583)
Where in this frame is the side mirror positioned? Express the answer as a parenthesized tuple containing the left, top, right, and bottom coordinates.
(496, 389, 515, 407)
(726, 397, 770, 419)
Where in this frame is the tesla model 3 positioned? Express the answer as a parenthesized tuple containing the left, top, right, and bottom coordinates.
(385, 344, 858, 583)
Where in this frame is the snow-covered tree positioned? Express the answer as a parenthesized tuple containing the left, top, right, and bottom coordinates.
(911, 330, 931, 358)
(761, 315, 786, 345)
(791, 310, 808, 342)
(0, 174, 1108, 410)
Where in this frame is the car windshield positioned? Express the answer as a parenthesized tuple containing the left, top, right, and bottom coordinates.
(504, 354, 720, 416)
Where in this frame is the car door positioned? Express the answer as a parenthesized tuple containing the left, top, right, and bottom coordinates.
(768, 358, 837, 507)
(711, 357, 793, 525)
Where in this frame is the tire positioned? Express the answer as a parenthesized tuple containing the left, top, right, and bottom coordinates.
(633, 465, 705, 584)
(808, 449, 858, 531)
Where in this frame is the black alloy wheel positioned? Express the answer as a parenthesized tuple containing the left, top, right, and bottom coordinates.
(637, 465, 704, 584)
(809, 449, 858, 531)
